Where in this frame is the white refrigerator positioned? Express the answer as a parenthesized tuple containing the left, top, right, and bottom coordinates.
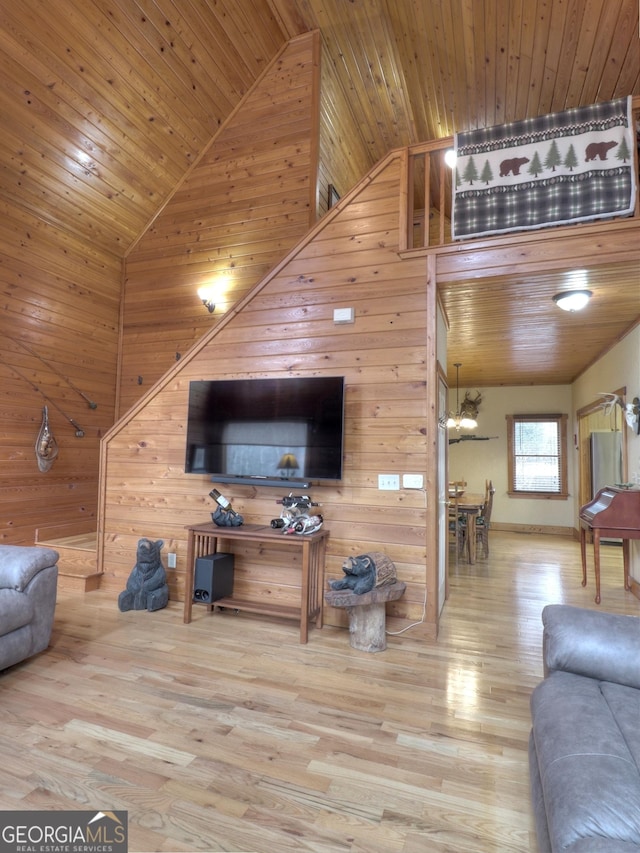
(590, 431, 623, 497)
(590, 431, 623, 544)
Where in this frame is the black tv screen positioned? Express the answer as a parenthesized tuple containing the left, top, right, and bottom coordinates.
(184, 376, 345, 485)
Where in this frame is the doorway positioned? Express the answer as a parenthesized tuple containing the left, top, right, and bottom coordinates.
(437, 368, 449, 613)
(577, 389, 628, 510)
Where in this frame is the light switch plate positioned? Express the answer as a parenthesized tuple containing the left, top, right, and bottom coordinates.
(167, 552, 177, 568)
(378, 474, 400, 490)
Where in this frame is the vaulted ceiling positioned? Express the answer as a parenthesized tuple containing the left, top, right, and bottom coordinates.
(1, 0, 639, 387)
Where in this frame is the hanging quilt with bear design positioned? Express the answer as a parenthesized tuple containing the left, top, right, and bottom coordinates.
(452, 96, 636, 240)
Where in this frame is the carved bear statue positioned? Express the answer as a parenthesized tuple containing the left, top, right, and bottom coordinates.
(118, 538, 170, 612)
(329, 551, 397, 596)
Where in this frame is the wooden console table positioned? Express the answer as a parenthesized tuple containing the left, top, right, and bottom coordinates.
(183, 521, 329, 643)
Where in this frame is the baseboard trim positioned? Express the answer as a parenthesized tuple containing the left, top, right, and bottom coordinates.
(491, 522, 575, 537)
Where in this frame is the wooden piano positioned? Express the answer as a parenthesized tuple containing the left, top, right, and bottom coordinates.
(579, 486, 640, 604)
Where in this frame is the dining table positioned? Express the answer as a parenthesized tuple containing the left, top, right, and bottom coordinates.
(450, 491, 486, 564)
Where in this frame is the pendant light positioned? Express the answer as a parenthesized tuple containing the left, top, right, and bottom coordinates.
(446, 363, 478, 431)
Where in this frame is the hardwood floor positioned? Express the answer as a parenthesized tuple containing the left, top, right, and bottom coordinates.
(1, 532, 637, 852)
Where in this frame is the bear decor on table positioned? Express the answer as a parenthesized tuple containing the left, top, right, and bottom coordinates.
(329, 552, 397, 596)
(118, 538, 170, 612)
(211, 505, 244, 527)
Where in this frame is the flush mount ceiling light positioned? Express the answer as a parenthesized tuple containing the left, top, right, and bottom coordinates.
(552, 289, 593, 312)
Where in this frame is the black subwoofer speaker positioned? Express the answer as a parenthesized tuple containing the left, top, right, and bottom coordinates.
(193, 552, 234, 603)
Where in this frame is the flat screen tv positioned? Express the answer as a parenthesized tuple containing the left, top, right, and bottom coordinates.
(184, 376, 345, 487)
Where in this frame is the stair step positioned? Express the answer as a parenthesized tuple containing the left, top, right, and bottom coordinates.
(35, 529, 101, 594)
(57, 569, 102, 593)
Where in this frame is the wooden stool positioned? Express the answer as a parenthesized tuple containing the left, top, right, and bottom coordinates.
(324, 581, 406, 652)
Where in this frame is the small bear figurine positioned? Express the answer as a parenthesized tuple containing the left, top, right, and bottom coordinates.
(329, 551, 396, 595)
(211, 505, 244, 527)
(118, 538, 170, 612)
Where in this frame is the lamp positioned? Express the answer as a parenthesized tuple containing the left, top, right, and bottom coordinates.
(197, 285, 216, 313)
(446, 363, 478, 431)
(552, 289, 592, 312)
(444, 149, 457, 169)
(277, 453, 299, 478)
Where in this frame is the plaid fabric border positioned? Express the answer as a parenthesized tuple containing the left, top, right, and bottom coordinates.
(452, 97, 636, 240)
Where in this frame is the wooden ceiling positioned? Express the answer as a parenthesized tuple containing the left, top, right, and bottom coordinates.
(1, 0, 639, 387)
(438, 257, 640, 388)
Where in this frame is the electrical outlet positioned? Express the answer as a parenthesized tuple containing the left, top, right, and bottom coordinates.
(167, 552, 177, 569)
(403, 474, 424, 489)
(378, 474, 400, 490)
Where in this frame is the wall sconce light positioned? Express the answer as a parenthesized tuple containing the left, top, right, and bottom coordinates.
(444, 149, 457, 169)
(197, 285, 216, 313)
(552, 289, 592, 312)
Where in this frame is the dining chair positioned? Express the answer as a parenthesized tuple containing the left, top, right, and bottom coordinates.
(448, 501, 463, 553)
(448, 482, 466, 555)
(475, 482, 496, 558)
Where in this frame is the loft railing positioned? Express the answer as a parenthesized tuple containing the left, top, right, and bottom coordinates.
(400, 98, 640, 252)
(400, 138, 453, 250)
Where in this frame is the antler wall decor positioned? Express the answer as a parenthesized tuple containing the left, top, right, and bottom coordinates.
(596, 392, 640, 433)
(459, 391, 482, 422)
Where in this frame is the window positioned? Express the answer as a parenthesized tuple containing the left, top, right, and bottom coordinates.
(506, 414, 568, 499)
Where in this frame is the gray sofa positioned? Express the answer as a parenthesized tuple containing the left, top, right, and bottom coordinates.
(0, 545, 58, 671)
(529, 604, 640, 852)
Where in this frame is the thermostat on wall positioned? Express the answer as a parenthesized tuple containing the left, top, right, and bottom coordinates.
(333, 307, 355, 324)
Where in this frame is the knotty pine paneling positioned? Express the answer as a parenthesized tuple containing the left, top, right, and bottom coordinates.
(0, 209, 121, 545)
(0, 0, 290, 256)
(316, 38, 375, 220)
(118, 34, 321, 416)
(118, 30, 381, 417)
(100, 153, 437, 635)
(436, 218, 640, 386)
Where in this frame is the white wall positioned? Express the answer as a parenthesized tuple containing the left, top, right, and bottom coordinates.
(448, 385, 576, 529)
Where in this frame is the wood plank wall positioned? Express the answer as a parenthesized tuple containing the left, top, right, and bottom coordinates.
(0, 28, 390, 550)
(100, 153, 435, 636)
(118, 32, 379, 418)
(316, 38, 375, 220)
(0, 211, 121, 545)
(118, 34, 321, 416)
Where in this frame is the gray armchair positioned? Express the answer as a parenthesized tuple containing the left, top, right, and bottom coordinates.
(0, 545, 58, 671)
